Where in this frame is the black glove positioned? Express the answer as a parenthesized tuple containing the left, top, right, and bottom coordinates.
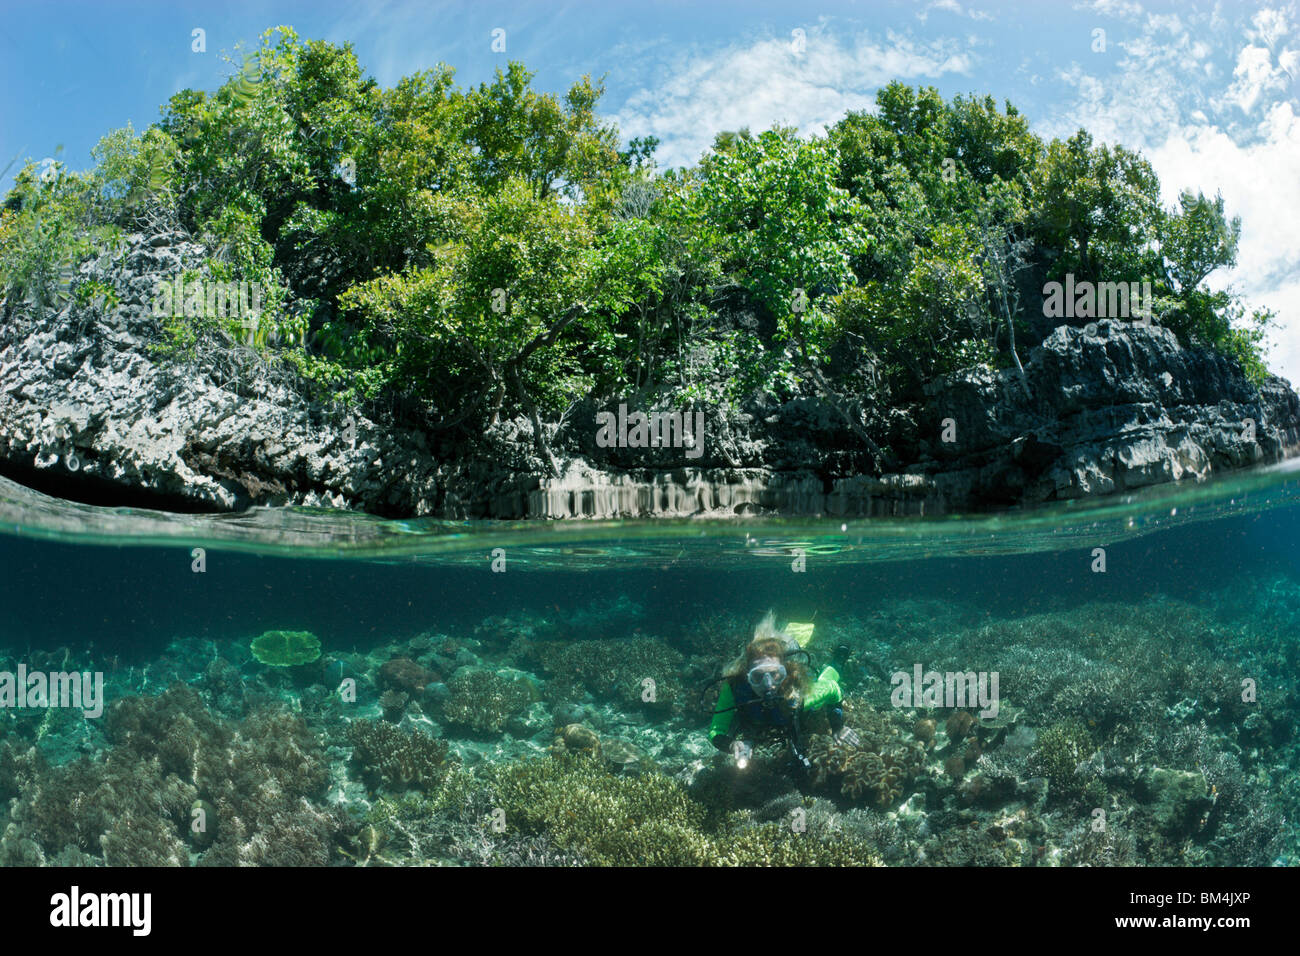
(789, 743, 812, 778)
(827, 705, 845, 732)
(711, 734, 734, 753)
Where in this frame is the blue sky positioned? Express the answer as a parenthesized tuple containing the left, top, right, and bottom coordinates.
(3, 0, 1299, 381)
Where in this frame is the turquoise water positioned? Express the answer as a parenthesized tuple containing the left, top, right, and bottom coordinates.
(1, 464, 1298, 866)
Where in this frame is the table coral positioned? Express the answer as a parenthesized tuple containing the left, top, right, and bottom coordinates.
(250, 629, 322, 667)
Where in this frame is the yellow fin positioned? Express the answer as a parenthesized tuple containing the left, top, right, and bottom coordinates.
(786, 622, 815, 647)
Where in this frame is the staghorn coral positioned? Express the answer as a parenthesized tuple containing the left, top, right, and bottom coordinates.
(101, 811, 191, 867)
(440, 668, 536, 735)
(924, 823, 1027, 867)
(2, 682, 343, 867)
(482, 754, 882, 866)
(205, 798, 354, 867)
(1059, 817, 1139, 867)
(361, 751, 882, 866)
(1157, 720, 1285, 865)
(533, 637, 685, 714)
(1028, 719, 1102, 807)
(4, 749, 196, 864)
(348, 719, 451, 791)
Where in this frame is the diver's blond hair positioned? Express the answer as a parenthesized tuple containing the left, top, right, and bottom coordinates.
(723, 611, 787, 677)
(752, 610, 783, 645)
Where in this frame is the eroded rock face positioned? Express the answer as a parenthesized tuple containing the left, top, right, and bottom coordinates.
(913, 321, 1300, 511)
(2, 233, 1297, 518)
(0, 232, 441, 515)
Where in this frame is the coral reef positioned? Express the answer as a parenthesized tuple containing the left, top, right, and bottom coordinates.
(533, 637, 685, 715)
(805, 699, 925, 807)
(348, 719, 451, 791)
(1, 683, 348, 867)
(3, 579, 1297, 868)
(440, 668, 536, 735)
(250, 629, 322, 667)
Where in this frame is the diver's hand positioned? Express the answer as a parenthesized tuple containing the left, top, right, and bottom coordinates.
(791, 747, 812, 771)
(834, 726, 860, 748)
(731, 739, 753, 768)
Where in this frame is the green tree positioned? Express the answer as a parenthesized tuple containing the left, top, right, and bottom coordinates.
(1031, 131, 1162, 283)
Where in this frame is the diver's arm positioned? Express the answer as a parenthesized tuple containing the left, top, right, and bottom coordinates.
(709, 682, 737, 752)
(803, 667, 859, 746)
(802, 666, 844, 714)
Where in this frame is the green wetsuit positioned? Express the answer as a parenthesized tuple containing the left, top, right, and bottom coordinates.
(709, 666, 845, 751)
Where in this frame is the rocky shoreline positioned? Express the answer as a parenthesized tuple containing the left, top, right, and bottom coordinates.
(2, 232, 1298, 519)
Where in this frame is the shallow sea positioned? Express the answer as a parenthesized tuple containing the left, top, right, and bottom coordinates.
(1, 463, 1297, 866)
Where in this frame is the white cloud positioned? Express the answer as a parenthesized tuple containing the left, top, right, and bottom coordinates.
(1221, 45, 1291, 113)
(1282, 47, 1300, 78)
(1074, 0, 1145, 21)
(1146, 13, 1186, 34)
(1047, 4, 1300, 384)
(917, 0, 994, 23)
(614, 27, 974, 169)
(1249, 6, 1290, 46)
(1149, 103, 1300, 294)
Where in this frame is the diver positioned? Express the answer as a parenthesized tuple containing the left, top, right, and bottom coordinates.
(707, 613, 858, 775)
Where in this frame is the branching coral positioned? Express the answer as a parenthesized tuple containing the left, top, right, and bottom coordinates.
(2, 682, 343, 867)
(1059, 817, 1138, 867)
(348, 719, 451, 791)
(479, 754, 882, 866)
(359, 751, 883, 866)
(440, 668, 536, 735)
(1028, 720, 1103, 807)
(533, 637, 684, 714)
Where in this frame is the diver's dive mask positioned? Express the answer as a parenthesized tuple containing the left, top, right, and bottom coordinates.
(747, 657, 787, 697)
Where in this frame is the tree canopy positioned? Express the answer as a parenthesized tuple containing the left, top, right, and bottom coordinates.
(0, 27, 1277, 472)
